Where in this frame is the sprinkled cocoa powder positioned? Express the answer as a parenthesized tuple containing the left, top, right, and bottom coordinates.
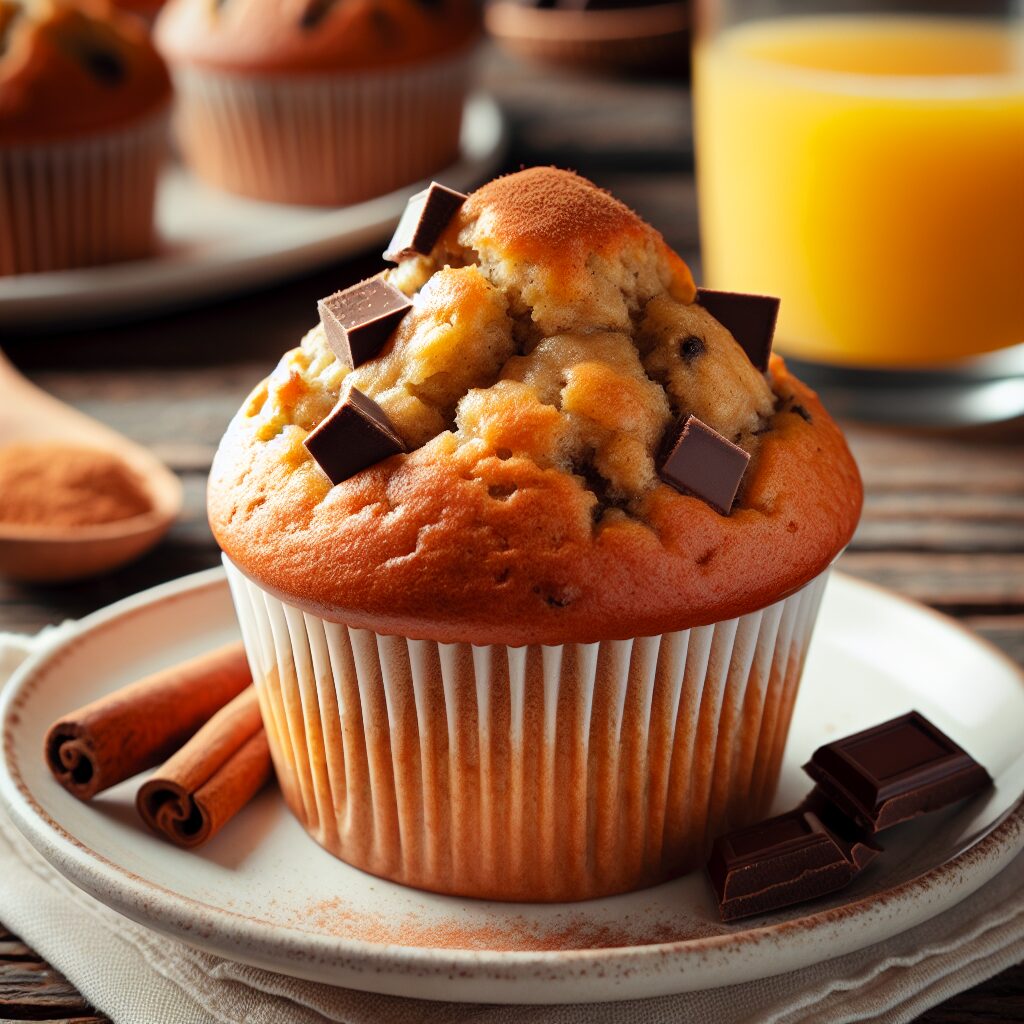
(0, 442, 152, 529)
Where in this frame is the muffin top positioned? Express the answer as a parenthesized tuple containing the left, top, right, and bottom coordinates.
(155, 0, 480, 75)
(209, 168, 862, 646)
(0, 0, 172, 144)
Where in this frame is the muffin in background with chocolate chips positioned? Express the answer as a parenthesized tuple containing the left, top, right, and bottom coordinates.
(210, 167, 862, 901)
(154, 0, 480, 205)
(0, 0, 171, 275)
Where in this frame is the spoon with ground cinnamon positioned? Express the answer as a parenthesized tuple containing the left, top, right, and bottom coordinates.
(0, 350, 181, 582)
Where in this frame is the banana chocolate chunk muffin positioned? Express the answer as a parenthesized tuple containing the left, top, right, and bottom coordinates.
(0, 0, 171, 274)
(155, 0, 480, 204)
(211, 168, 861, 901)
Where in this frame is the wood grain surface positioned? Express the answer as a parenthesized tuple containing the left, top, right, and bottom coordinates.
(0, 45, 1021, 1024)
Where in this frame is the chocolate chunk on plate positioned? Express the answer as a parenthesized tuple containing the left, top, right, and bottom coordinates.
(303, 381, 406, 485)
(658, 415, 750, 515)
(798, 788, 882, 873)
(698, 288, 780, 373)
(318, 277, 412, 368)
(707, 805, 879, 922)
(383, 182, 467, 263)
(803, 711, 992, 834)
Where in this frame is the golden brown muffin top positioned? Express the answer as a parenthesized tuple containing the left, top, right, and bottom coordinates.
(209, 168, 862, 645)
(154, 0, 480, 75)
(0, 0, 171, 144)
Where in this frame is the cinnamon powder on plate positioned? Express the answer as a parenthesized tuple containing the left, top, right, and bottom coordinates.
(0, 442, 152, 528)
(285, 897, 724, 951)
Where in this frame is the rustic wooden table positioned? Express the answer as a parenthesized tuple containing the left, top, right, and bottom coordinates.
(1, 47, 1022, 1024)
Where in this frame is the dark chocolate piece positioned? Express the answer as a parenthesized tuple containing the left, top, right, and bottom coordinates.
(707, 807, 872, 922)
(658, 415, 750, 515)
(383, 182, 467, 263)
(83, 47, 125, 85)
(803, 712, 992, 834)
(680, 334, 705, 362)
(698, 288, 780, 373)
(299, 0, 338, 29)
(798, 789, 882, 873)
(303, 381, 406, 485)
(318, 277, 412, 368)
(57, 35, 126, 85)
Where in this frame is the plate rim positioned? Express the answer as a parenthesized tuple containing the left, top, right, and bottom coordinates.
(1, 567, 1022, 1000)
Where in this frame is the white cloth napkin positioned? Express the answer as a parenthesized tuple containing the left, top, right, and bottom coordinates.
(1, 628, 1021, 1024)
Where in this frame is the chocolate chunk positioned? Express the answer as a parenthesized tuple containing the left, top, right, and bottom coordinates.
(303, 381, 406, 485)
(698, 288, 780, 372)
(798, 789, 882, 872)
(658, 415, 750, 515)
(299, 0, 340, 28)
(383, 182, 467, 263)
(83, 47, 125, 85)
(680, 334, 705, 362)
(707, 807, 874, 922)
(803, 712, 992, 834)
(318, 277, 412, 368)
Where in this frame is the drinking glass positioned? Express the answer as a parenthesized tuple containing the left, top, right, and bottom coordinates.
(693, 0, 1024, 424)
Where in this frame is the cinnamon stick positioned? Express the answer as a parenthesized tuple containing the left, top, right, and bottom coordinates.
(45, 643, 251, 800)
(136, 687, 272, 848)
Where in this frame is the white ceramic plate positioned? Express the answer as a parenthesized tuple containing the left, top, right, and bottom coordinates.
(1, 568, 1021, 1004)
(0, 95, 506, 330)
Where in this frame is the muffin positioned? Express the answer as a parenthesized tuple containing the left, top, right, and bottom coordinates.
(0, 0, 171, 276)
(486, 0, 688, 75)
(209, 167, 862, 901)
(154, 0, 480, 206)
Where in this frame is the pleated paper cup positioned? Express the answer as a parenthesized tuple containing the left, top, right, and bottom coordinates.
(224, 555, 830, 902)
(169, 52, 473, 206)
(0, 113, 167, 277)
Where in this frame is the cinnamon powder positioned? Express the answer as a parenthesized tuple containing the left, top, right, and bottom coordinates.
(284, 897, 724, 950)
(0, 442, 152, 528)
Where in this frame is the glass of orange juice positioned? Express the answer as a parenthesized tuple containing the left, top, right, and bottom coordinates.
(693, 0, 1024, 423)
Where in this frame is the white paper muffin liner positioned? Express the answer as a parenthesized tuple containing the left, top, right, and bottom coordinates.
(170, 53, 473, 206)
(0, 113, 167, 277)
(224, 555, 830, 902)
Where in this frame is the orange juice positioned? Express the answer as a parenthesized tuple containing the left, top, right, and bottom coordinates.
(694, 17, 1024, 367)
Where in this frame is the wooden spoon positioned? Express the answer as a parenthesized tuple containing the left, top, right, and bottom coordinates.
(0, 350, 182, 583)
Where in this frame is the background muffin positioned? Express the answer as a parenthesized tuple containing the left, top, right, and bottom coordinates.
(0, 0, 171, 275)
(211, 168, 862, 900)
(486, 0, 689, 75)
(155, 0, 481, 205)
